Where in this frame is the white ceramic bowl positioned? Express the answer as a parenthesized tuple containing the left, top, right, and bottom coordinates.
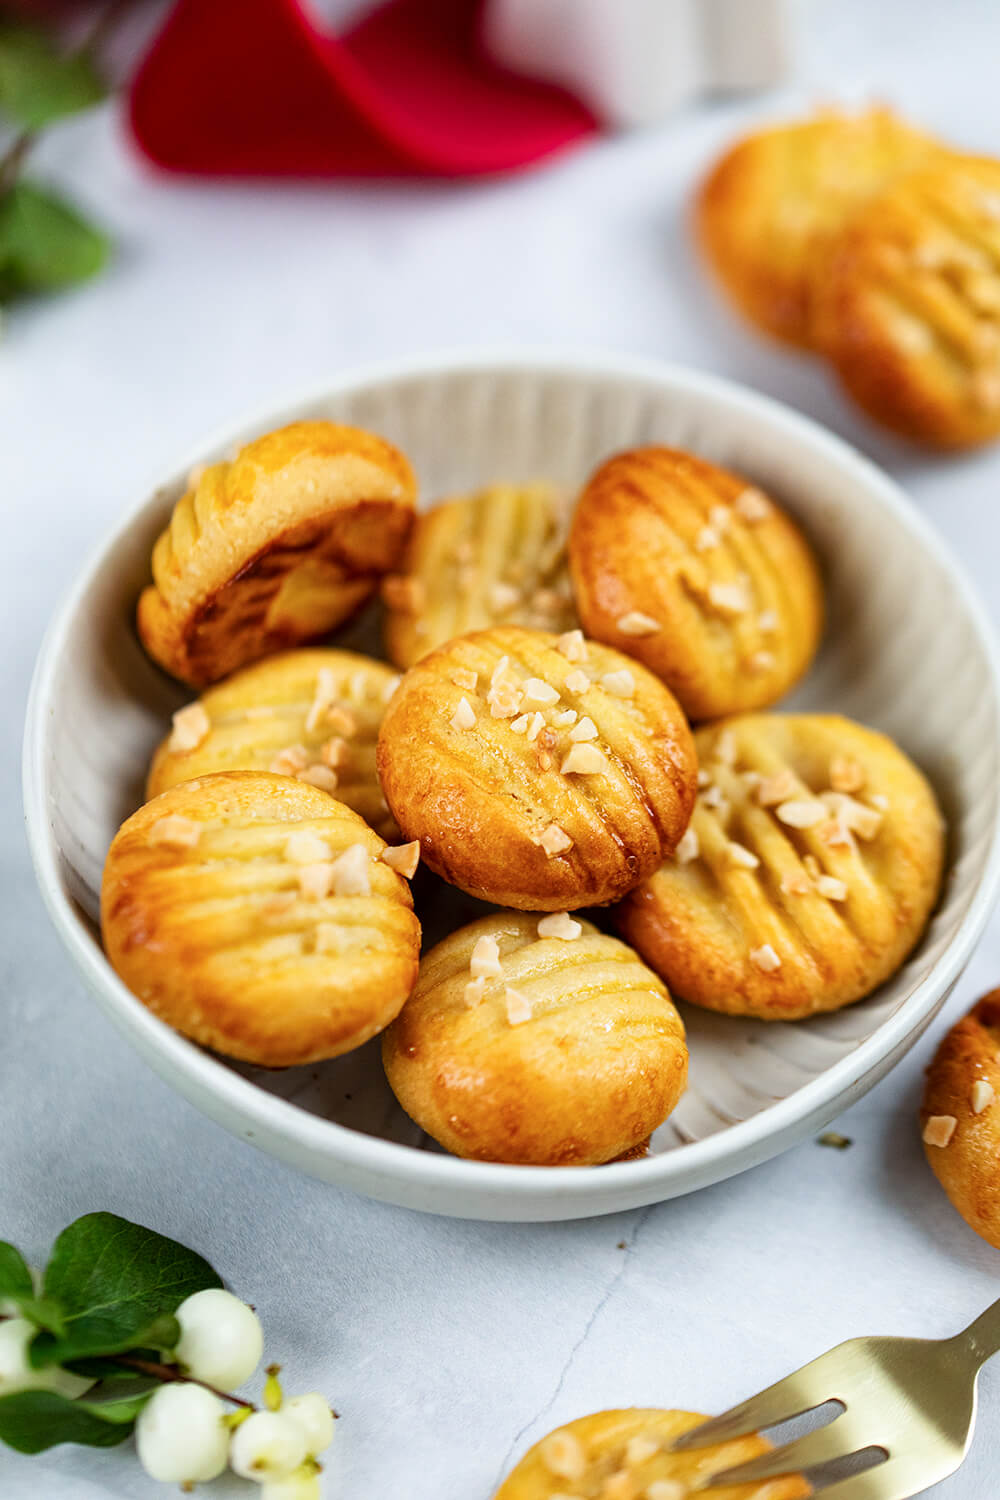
(23, 350, 1000, 1222)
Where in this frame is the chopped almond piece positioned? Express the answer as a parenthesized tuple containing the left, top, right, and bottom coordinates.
(830, 756, 866, 794)
(490, 580, 520, 611)
(510, 713, 530, 735)
(382, 841, 420, 878)
(540, 1431, 586, 1481)
(624, 1433, 660, 1468)
(522, 677, 560, 708)
(325, 706, 357, 738)
(490, 654, 511, 687)
(702, 783, 727, 810)
(697, 767, 712, 788)
(270, 744, 310, 776)
(561, 743, 609, 776)
(714, 729, 737, 765)
(536, 727, 559, 771)
(750, 943, 781, 972)
(616, 610, 661, 637)
(320, 736, 349, 769)
(463, 976, 486, 1007)
(695, 525, 720, 552)
(822, 792, 882, 840)
(169, 702, 211, 752)
(305, 667, 337, 732)
(923, 1114, 957, 1147)
(553, 708, 578, 727)
(569, 716, 598, 742)
(735, 486, 771, 521)
(749, 650, 775, 673)
(776, 799, 826, 828)
(819, 817, 853, 849)
(537, 823, 573, 857)
(780, 870, 812, 896)
(646, 1483, 686, 1500)
(450, 668, 478, 691)
(329, 843, 371, 897)
(708, 580, 750, 615)
(755, 769, 799, 807)
(470, 934, 502, 979)
(537, 911, 582, 941)
(297, 862, 334, 901)
(450, 696, 476, 731)
(675, 827, 699, 863)
(600, 669, 635, 698)
(972, 1080, 995, 1114)
(564, 668, 591, 694)
(149, 814, 200, 850)
(526, 711, 546, 743)
(296, 764, 338, 792)
(727, 841, 760, 869)
(816, 874, 848, 902)
(869, 792, 890, 810)
(284, 829, 332, 865)
(803, 853, 821, 879)
(505, 988, 533, 1025)
(261, 892, 296, 918)
(488, 682, 523, 719)
(556, 629, 587, 662)
(758, 608, 779, 632)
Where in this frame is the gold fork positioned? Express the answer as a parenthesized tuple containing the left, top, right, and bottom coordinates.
(672, 1299, 1000, 1497)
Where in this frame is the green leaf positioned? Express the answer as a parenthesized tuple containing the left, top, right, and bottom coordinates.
(63, 1347, 165, 1382)
(0, 180, 109, 299)
(29, 1214, 221, 1369)
(16, 1296, 66, 1338)
(0, 1390, 148, 1454)
(0, 24, 105, 130)
(0, 1242, 33, 1304)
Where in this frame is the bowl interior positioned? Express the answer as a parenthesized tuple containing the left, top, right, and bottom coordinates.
(29, 357, 1000, 1194)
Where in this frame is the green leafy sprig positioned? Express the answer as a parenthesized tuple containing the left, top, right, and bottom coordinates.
(0, 1212, 225, 1453)
(0, 3, 124, 305)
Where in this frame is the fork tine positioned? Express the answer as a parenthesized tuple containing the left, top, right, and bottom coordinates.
(802, 1456, 924, 1500)
(704, 1421, 850, 1485)
(671, 1353, 837, 1450)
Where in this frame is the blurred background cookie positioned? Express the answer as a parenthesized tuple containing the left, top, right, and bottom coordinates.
(137, 420, 416, 687)
(383, 913, 687, 1165)
(382, 480, 576, 669)
(568, 447, 822, 721)
(921, 990, 1000, 1249)
(101, 771, 420, 1066)
(696, 105, 939, 347)
(817, 156, 1000, 447)
(494, 1407, 807, 1498)
(619, 713, 944, 1020)
(147, 648, 400, 839)
(376, 625, 697, 910)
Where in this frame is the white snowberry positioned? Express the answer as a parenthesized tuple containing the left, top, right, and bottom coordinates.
(260, 1472, 322, 1500)
(229, 1409, 309, 1482)
(284, 1392, 335, 1455)
(173, 1287, 264, 1388)
(0, 1318, 92, 1399)
(135, 1382, 229, 1483)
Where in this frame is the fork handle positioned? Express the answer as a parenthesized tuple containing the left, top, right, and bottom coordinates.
(959, 1297, 1000, 1365)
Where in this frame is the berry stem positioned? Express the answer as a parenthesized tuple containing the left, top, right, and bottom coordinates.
(112, 1354, 256, 1410)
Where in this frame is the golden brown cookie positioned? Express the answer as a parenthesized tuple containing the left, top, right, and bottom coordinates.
(696, 105, 938, 347)
(383, 480, 576, 669)
(818, 156, 1000, 447)
(101, 771, 420, 1066)
(618, 714, 945, 1020)
(383, 913, 687, 1165)
(494, 1408, 808, 1499)
(137, 421, 416, 687)
(147, 649, 400, 838)
(568, 447, 823, 722)
(376, 626, 698, 911)
(921, 991, 1000, 1249)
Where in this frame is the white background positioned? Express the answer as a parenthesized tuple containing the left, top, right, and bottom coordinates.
(3, 1, 1000, 1495)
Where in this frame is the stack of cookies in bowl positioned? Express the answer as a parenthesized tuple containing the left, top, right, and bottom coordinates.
(100, 416, 946, 1168)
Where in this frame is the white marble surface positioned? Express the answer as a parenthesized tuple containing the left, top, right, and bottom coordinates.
(4, 1, 1000, 1494)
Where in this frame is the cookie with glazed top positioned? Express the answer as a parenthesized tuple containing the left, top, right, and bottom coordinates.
(382, 480, 576, 669)
(696, 105, 938, 347)
(494, 1407, 807, 1499)
(147, 648, 400, 839)
(101, 771, 420, 1066)
(618, 714, 944, 1020)
(137, 421, 416, 687)
(375, 626, 698, 910)
(921, 990, 1000, 1249)
(568, 447, 822, 722)
(383, 913, 687, 1165)
(817, 156, 1000, 448)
